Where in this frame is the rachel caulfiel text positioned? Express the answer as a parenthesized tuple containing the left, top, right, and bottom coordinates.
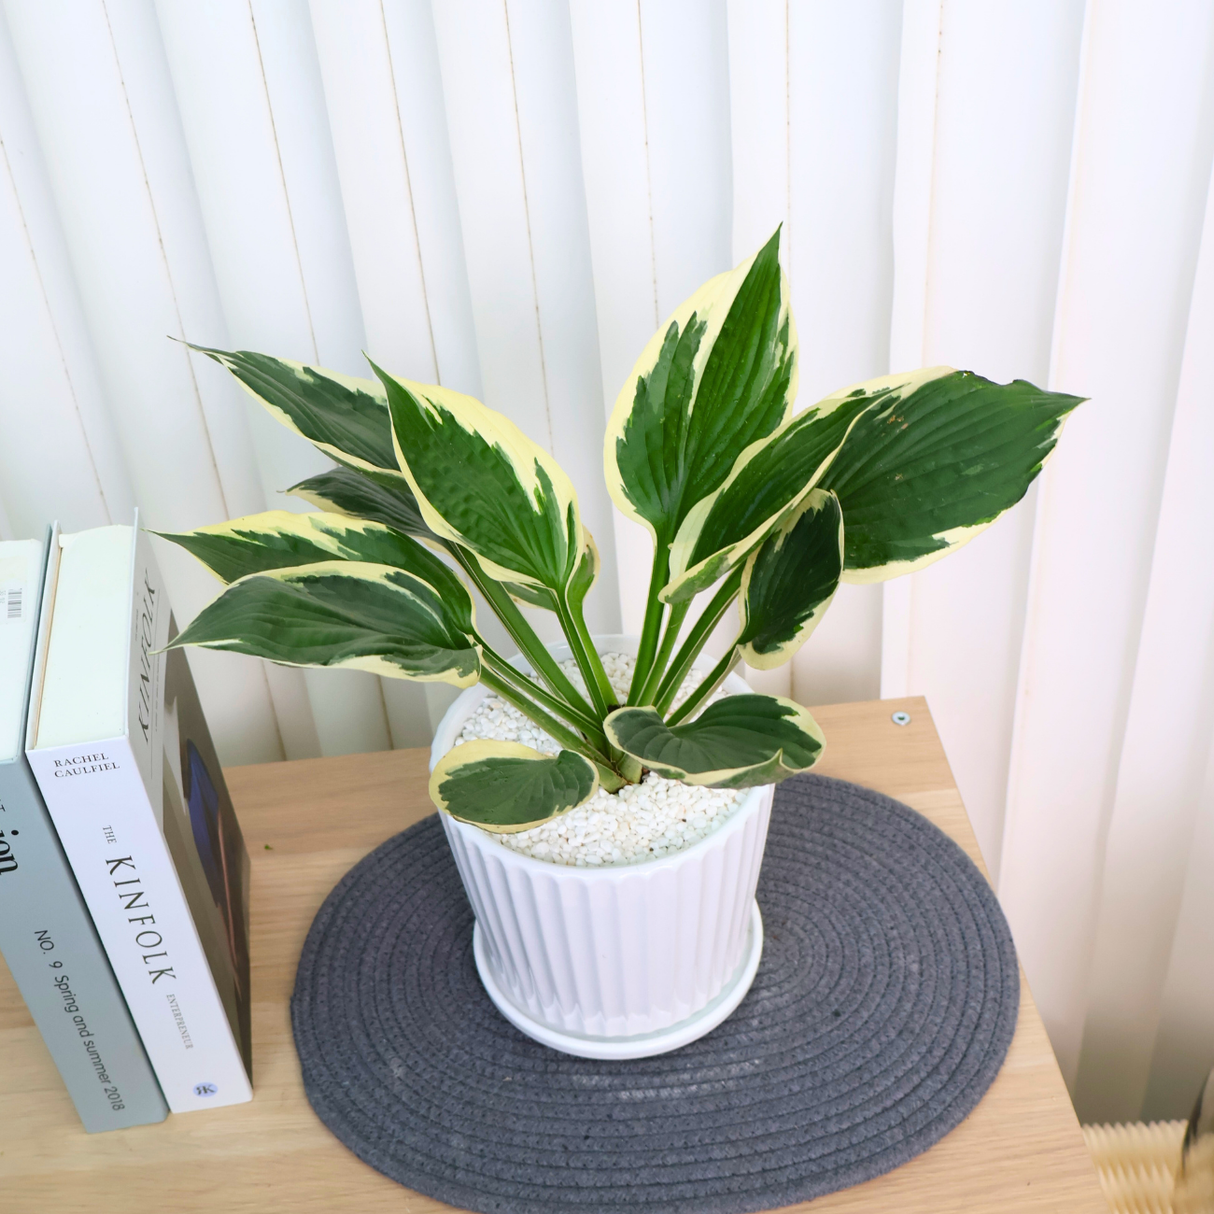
(105, 853, 176, 985)
(51, 752, 119, 778)
(39, 928, 127, 1112)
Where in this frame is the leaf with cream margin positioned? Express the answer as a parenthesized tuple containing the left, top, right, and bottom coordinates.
(736, 490, 843, 670)
(816, 369, 1084, 581)
(603, 229, 796, 565)
(664, 367, 1084, 600)
(429, 740, 599, 831)
(189, 345, 443, 546)
(503, 530, 600, 611)
(660, 371, 888, 602)
(287, 466, 437, 544)
(604, 695, 824, 789)
(156, 510, 473, 634)
(186, 344, 405, 481)
(168, 561, 479, 686)
(374, 362, 584, 593)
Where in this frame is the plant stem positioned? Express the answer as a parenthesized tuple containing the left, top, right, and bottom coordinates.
(617, 753, 643, 783)
(666, 644, 741, 726)
(569, 593, 619, 710)
(555, 596, 616, 719)
(652, 567, 744, 715)
(450, 546, 596, 719)
(627, 543, 670, 704)
(635, 598, 690, 706)
(562, 593, 642, 779)
(479, 646, 609, 749)
(478, 668, 624, 791)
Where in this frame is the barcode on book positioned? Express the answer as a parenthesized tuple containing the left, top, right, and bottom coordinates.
(3, 585, 21, 622)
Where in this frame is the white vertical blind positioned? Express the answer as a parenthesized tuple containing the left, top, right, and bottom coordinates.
(570, 0, 732, 641)
(157, 1, 378, 760)
(3, 0, 284, 766)
(431, 0, 620, 644)
(1, 0, 1212, 1122)
(567, 2, 656, 638)
(885, 0, 1086, 876)
(1076, 131, 1214, 1120)
(0, 12, 134, 538)
(728, 1, 902, 706)
(309, 0, 482, 743)
(999, 0, 1214, 1111)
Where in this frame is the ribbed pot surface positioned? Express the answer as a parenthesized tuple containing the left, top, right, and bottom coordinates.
(431, 636, 773, 1042)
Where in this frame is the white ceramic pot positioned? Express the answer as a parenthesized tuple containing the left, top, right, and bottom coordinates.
(430, 634, 773, 1060)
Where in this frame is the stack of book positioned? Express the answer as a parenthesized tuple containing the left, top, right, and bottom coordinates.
(0, 518, 254, 1131)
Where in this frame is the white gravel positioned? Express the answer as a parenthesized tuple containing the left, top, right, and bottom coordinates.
(454, 652, 744, 867)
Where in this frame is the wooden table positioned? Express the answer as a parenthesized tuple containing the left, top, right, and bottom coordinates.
(0, 698, 1107, 1212)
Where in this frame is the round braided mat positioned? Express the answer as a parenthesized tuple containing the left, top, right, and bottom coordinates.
(291, 774, 1019, 1214)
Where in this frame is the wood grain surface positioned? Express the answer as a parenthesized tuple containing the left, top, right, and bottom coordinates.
(0, 697, 1106, 1212)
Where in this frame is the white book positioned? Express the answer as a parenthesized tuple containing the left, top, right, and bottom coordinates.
(26, 521, 253, 1114)
(0, 534, 166, 1130)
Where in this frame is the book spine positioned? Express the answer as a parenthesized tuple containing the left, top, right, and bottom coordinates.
(27, 737, 253, 1114)
(0, 756, 167, 1131)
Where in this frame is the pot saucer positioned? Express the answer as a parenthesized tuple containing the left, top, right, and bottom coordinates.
(472, 900, 764, 1060)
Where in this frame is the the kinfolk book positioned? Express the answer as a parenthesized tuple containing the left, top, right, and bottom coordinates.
(0, 531, 167, 1131)
(26, 520, 253, 1114)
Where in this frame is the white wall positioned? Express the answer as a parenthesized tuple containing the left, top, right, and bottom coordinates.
(0, 0, 1210, 1123)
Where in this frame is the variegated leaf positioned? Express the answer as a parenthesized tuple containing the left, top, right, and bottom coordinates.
(373, 363, 583, 592)
(603, 228, 796, 559)
(737, 490, 843, 670)
(503, 530, 600, 612)
(169, 560, 479, 686)
(817, 369, 1085, 581)
(157, 510, 473, 634)
(664, 366, 1083, 600)
(604, 695, 824, 788)
(429, 740, 598, 831)
(287, 466, 437, 544)
(187, 344, 405, 484)
(661, 370, 890, 602)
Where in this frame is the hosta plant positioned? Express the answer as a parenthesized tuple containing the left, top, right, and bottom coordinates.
(162, 230, 1081, 834)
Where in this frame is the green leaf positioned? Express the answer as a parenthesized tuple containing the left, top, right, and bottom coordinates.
(287, 466, 438, 544)
(429, 740, 599, 832)
(187, 344, 404, 480)
(604, 694, 824, 788)
(169, 561, 479, 686)
(603, 228, 796, 556)
(156, 510, 474, 634)
(661, 371, 884, 602)
(664, 366, 1084, 599)
(502, 530, 600, 612)
(737, 489, 843, 670)
(817, 368, 1085, 581)
(373, 363, 584, 593)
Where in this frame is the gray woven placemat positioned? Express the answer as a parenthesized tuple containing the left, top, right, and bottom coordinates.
(291, 773, 1019, 1214)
